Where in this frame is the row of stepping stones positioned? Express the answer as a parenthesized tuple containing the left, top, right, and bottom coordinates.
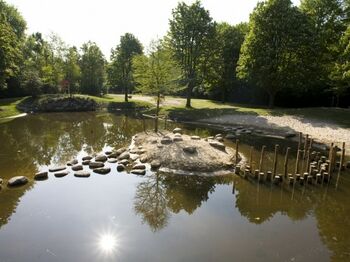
(1, 146, 160, 189)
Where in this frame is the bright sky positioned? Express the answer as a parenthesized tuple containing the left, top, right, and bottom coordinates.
(7, 0, 300, 58)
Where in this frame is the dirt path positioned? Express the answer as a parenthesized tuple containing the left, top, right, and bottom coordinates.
(200, 114, 350, 153)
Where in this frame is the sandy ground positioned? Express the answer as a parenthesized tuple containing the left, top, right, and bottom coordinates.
(200, 114, 350, 153)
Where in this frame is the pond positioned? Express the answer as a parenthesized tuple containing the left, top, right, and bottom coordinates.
(0, 112, 349, 262)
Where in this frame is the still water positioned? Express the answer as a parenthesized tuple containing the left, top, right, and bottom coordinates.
(0, 112, 349, 262)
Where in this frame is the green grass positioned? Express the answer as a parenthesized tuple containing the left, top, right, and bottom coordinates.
(0, 97, 27, 119)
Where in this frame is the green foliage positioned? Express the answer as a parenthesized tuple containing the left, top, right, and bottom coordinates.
(168, 0, 215, 107)
(64, 47, 81, 95)
(203, 22, 248, 102)
(237, 0, 319, 108)
(133, 40, 181, 96)
(80, 41, 105, 96)
(108, 33, 143, 101)
(23, 70, 43, 97)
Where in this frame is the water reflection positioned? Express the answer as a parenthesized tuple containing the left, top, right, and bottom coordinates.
(0, 112, 350, 261)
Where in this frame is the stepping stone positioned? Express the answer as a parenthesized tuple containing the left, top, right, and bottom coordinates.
(105, 151, 112, 155)
(173, 128, 183, 134)
(183, 146, 196, 154)
(173, 137, 183, 142)
(119, 159, 129, 166)
(209, 141, 225, 151)
(131, 169, 146, 175)
(72, 165, 83, 171)
(108, 158, 118, 163)
(133, 164, 146, 170)
(34, 171, 48, 180)
(130, 154, 139, 161)
(82, 156, 93, 161)
(49, 166, 66, 172)
(139, 155, 148, 163)
(74, 171, 90, 178)
(82, 160, 91, 165)
(8, 176, 28, 187)
(89, 162, 104, 169)
(161, 138, 172, 144)
(67, 159, 78, 166)
(95, 154, 107, 162)
(118, 152, 130, 160)
(191, 136, 200, 140)
(93, 167, 111, 175)
(151, 160, 161, 169)
(54, 171, 70, 178)
(117, 164, 125, 172)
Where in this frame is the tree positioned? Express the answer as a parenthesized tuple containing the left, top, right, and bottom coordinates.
(168, 1, 215, 107)
(0, 0, 26, 92)
(237, 0, 318, 108)
(109, 33, 143, 102)
(330, 25, 350, 106)
(133, 40, 181, 131)
(204, 22, 248, 102)
(80, 42, 105, 95)
(64, 47, 81, 96)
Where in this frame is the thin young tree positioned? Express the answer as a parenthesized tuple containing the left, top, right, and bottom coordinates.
(133, 40, 180, 132)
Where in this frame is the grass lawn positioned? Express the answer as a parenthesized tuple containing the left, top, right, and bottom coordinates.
(0, 97, 27, 119)
(1, 94, 349, 128)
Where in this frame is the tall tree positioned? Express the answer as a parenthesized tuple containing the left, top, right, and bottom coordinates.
(168, 1, 215, 107)
(64, 46, 81, 96)
(204, 22, 248, 102)
(80, 41, 105, 95)
(109, 33, 143, 102)
(237, 0, 318, 108)
(0, 0, 26, 92)
(133, 40, 181, 131)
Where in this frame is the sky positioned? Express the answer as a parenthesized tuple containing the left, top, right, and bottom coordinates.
(7, 0, 300, 58)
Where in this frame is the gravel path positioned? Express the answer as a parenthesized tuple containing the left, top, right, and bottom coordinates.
(200, 114, 350, 153)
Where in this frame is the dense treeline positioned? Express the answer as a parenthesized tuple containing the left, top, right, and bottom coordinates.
(0, 0, 349, 108)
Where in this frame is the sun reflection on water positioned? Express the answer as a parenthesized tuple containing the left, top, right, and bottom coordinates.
(98, 233, 118, 254)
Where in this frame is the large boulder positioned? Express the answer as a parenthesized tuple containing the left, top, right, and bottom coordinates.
(67, 159, 78, 166)
(8, 176, 28, 187)
(209, 141, 225, 151)
(183, 146, 196, 154)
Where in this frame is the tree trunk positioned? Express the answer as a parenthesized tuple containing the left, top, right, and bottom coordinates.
(186, 82, 192, 108)
(221, 86, 226, 103)
(155, 92, 160, 132)
(268, 92, 275, 109)
(124, 84, 128, 102)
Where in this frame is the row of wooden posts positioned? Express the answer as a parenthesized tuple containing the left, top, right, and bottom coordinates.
(234, 132, 347, 189)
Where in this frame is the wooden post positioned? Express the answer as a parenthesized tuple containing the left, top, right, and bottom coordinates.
(283, 147, 290, 178)
(142, 116, 146, 132)
(303, 134, 309, 160)
(235, 139, 239, 165)
(328, 143, 334, 177)
(164, 115, 167, 130)
(272, 144, 279, 177)
(258, 145, 266, 173)
(295, 149, 301, 175)
(336, 142, 345, 188)
(297, 132, 302, 152)
(249, 146, 253, 169)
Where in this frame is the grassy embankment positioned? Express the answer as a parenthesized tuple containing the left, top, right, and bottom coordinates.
(1, 94, 349, 128)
